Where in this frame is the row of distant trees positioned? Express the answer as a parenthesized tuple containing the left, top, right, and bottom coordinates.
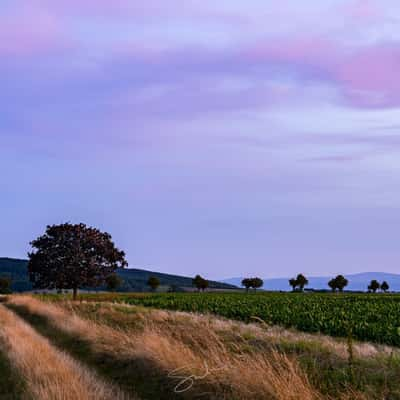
(0, 223, 395, 297)
(287, 274, 390, 293)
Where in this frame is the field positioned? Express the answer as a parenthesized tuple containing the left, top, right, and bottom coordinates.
(2, 293, 400, 399)
(73, 292, 400, 346)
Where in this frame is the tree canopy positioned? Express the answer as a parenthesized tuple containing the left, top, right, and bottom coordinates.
(241, 278, 252, 292)
(368, 280, 380, 293)
(147, 276, 160, 291)
(193, 275, 209, 291)
(28, 223, 127, 299)
(242, 277, 264, 292)
(289, 278, 297, 291)
(289, 274, 309, 291)
(381, 281, 389, 293)
(328, 275, 348, 292)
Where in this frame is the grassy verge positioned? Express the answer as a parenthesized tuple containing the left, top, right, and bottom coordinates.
(7, 297, 326, 400)
(0, 304, 127, 400)
(0, 350, 27, 400)
(73, 301, 400, 399)
(10, 295, 400, 399)
(6, 303, 182, 400)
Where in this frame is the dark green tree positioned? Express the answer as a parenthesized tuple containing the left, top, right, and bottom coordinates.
(105, 273, 122, 292)
(199, 278, 209, 292)
(192, 275, 208, 292)
(328, 278, 337, 292)
(335, 275, 348, 292)
(28, 223, 127, 300)
(289, 278, 297, 291)
(368, 280, 380, 293)
(242, 278, 252, 293)
(147, 276, 160, 291)
(296, 274, 308, 291)
(193, 275, 204, 291)
(252, 277, 264, 292)
(381, 281, 389, 293)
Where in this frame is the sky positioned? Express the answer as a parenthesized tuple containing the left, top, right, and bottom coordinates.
(1, 0, 400, 279)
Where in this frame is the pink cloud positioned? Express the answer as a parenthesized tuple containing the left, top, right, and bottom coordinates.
(0, 7, 69, 57)
(334, 44, 400, 108)
(245, 37, 339, 68)
(342, 0, 382, 22)
(245, 36, 400, 109)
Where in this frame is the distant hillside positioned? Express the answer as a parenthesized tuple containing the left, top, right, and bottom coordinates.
(0, 258, 33, 291)
(0, 258, 237, 292)
(223, 272, 400, 292)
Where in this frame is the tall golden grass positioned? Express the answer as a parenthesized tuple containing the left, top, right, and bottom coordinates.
(0, 304, 132, 400)
(7, 296, 329, 399)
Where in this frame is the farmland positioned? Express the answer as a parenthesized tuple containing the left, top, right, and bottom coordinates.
(3, 294, 400, 399)
(74, 292, 400, 346)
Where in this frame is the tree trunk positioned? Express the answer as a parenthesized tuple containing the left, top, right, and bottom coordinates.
(72, 287, 78, 301)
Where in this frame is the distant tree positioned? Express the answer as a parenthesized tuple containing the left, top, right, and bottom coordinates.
(296, 274, 308, 291)
(105, 273, 122, 292)
(0, 277, 11, 294)
(193, 275, 209, 291)
(368, 280, 380, 293)
(328, 278, 337, 292)
(381, 281, 389, 293)
(147, 276, 160, 291)
(199, 278, 209, 292)
(242, 278, 253, 293)
(328, 275, 348, 292)
(289, 278, 298, 291)
(335, 275, 348, 292)
(28, 223, 127, 300)
(193, 275, 203, 291)
(252, 277, 264, 292)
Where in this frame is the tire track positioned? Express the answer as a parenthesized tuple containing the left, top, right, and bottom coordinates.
(0, 304, 135, 400)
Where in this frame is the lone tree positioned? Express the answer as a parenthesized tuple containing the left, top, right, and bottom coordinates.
(252, 277, 264, 292)
(28, 223, 127, 300)
(242, 278, 252, 293)
(296, 274, 308, 291)
(241, 277, 264, 292)
(105, 273, 122, 292)
(328, 275, 348, 292)
(289, 278, 297, 291)
(193, 275, 208, 292)
(199, 278, 209, 291)
(328, 278, 337, 292)
(335, 275, 348, 292)
(368, 279, 380, 293)
(0, 277, 11, 294)
(147, 276, 160, 291)
(381, 281, 389, 293)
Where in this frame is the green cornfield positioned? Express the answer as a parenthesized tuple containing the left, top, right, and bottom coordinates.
(114, 292, 400, 346)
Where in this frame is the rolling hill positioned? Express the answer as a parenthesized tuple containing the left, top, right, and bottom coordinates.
(0, 258, 237, 292)
(223, 272, 400, 292)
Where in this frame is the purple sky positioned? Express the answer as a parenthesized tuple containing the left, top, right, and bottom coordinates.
(2, 1, 400, 279)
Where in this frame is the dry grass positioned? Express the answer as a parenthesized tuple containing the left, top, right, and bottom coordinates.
(57, 299, 396, 360)
(7, 295, 327, 399)
(0, 304, 132, 400)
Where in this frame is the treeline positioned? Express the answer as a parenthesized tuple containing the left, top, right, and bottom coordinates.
(0, 223, 395, 296)
(285, 274, 390, 293)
